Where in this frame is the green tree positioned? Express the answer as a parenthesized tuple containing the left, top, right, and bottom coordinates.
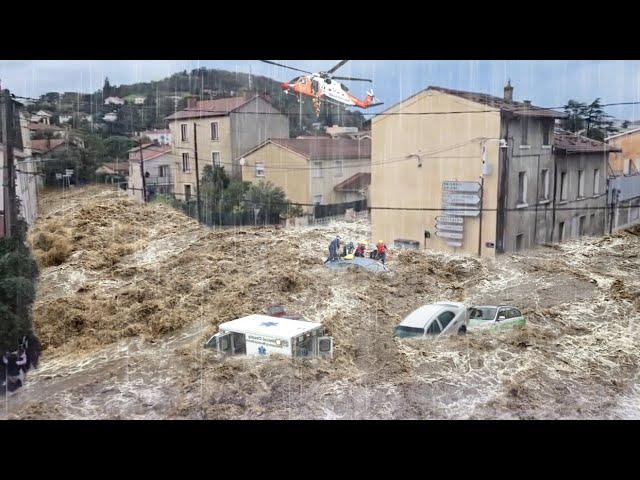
(104, 136, 135, 160)
(562, 98, 618, 141)
(244, 180, 290, 223)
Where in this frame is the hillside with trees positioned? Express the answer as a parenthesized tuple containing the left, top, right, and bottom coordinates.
(27, 67, 367, 137)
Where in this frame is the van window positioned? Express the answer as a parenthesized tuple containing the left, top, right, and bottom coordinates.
(426, 320, 442, 335)
(437, 311, 456, 329)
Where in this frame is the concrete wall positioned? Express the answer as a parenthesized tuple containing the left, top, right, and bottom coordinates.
(607, 129, 640, 174)
(230, 97, 289, 180)
(500, 116, 556, 252)
(242, 142, 310, 209)
(128, 153, 174, 203)
(309, 156, 369, 204)
(169, 116, 232, 202)
(370, 89, 501, 256)
(551, 151, 608, 241)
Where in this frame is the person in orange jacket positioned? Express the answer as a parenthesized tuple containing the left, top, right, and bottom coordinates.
(371, 240, 387, 264)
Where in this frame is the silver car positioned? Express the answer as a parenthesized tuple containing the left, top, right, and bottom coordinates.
(393, 301, 468, 339)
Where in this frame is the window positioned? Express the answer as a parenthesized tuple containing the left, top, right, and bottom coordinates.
(334, 159, 343, 177)
(184, 184, 191, 202)
(593, 169, 600, 195)
(521, 116, 529, 146)
(558, 221, 565, 241)
(426, 320, 442, 336)
(212, 152, 221, 167)
(255, 162, 265, 177)
(579, 216, 586, 236)
(313, 194, 323, 205)
(210, 122, 219, 140)
(182, 152, 190, 172)
(312, 161, 323, 178)
(517, 171, 527, 205)
(590, 213, 596, 232)
(542, 122, 551, 146)
(577, 170, 585, 198)
(560, 171, 568, 200)
(540, 169, 550, 200)
(515, 234, 524, 251)
(497, 308, 509, 320)
(159, 165, 169, 178)
(393, 326, 424, 338)
(437, 311, 456, 330)
(180, 124, 188, 142)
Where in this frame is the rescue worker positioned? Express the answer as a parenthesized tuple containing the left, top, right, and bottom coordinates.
(372, 240, 388, 264)
(354, 241, 366, 257)
(326, 235, 341, 263)
(342, 241, 354, 257)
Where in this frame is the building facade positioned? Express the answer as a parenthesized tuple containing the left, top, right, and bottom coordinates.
(370, 83, 565, 256)
(241, 137, 371, 211)
(605, 127, 640, 176)
(166, 95, 289, 202)
(128, 145, 173, 202)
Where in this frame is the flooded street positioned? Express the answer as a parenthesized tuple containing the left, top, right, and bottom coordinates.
(2, 186, 639, 419)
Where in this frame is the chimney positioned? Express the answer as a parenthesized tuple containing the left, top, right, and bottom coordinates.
(186, 96, 198, 109)
(504, 80, 514, 103)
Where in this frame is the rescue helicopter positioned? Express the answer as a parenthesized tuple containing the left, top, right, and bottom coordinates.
(261, 60, 383, 115)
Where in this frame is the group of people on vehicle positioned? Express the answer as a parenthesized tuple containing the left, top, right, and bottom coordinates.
(326, 236, 388, 264)
(1, 335, 40, 394)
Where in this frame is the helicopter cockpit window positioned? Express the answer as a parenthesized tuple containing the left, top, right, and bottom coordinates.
(340, 84, 349, 92)
(299, 77, 306, 84)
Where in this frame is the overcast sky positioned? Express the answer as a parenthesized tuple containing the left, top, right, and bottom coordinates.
(2, 60, 640, 120)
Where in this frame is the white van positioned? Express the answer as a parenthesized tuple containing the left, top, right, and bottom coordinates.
(205, 314, 333, 359)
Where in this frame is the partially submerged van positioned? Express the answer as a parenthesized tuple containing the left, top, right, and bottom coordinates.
(205, 314, 333, 359)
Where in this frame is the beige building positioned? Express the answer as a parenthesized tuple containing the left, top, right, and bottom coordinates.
(166, 95, 289, 202)
(371, 83, 564, 256)
(605, 127, 640, 176)
(127, 144, 173, 202)
(241, 137, 371, 211)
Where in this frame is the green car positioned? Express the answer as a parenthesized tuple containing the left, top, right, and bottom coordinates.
(467, 306, 526, 332)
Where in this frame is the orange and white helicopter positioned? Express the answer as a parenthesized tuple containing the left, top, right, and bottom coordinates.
(261, 60, 383, 115)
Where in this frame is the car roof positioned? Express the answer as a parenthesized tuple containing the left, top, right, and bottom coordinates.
(399, 302, 465, 329)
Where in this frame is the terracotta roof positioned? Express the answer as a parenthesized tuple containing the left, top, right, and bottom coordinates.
(428, 86, 566, 118)
(129, 145, 172, 162)
(165, 96, 250, 121)
(31, 139, 66, 154)
(605, 126, 640, 141)
(127, 143, 154, 154)
(265, 137, 371, 160)
(554, 130, 621, 154)
(334, 172, 371, 192)
(377, 85, 566, 119)
(97, 161, 130, 173)
(27, 122, 63, 131)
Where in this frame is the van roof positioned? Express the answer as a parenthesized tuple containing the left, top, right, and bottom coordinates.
(219, 314, 322, 339)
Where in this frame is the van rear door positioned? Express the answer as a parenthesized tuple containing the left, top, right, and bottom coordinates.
(316, 336, 333, 359)
(204, 332, 233, 355)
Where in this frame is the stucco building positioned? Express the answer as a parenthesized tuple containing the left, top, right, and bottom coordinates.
(605, 127, 640, 176)
(370, 82, 567, 256)
(166, 95, 288, 201)
(241, 137, 371, 212)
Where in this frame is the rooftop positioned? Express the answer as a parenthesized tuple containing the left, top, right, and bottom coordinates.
(377, 85, 566, 119)
(261, 137, 371, 161)
(334, 172, 371, 192)
(30, 138, 66, 154)
(605, 126, 640, 141)
(554, 129, 621, 154)
(27, 122, 63, 131)
(165, 96, 253, 121)
(129, 145, 172, 162)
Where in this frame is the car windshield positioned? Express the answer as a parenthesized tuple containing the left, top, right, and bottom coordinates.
(469, 307, 497, 321)
(394, 326, 424, 338)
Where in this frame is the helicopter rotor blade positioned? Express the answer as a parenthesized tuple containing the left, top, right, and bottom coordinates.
(326, 60, 349, 74)
(260, 60, 313, 74)
(332, 76, 373, 83)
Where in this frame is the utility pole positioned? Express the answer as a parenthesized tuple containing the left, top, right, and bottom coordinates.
(138, 138, 147, 203)
(193, 122, 201, 222)
(1, 88, 17, 238)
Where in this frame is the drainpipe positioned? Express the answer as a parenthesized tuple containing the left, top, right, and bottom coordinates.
(550, 149, 559, 242)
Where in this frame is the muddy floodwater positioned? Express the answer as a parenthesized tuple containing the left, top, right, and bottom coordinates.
(2, 186, 639, 419)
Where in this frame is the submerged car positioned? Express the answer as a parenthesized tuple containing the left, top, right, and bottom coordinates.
(324, 256, 388, 272)
(467, 305, 526, 331)
(393, 301, 468, 339)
